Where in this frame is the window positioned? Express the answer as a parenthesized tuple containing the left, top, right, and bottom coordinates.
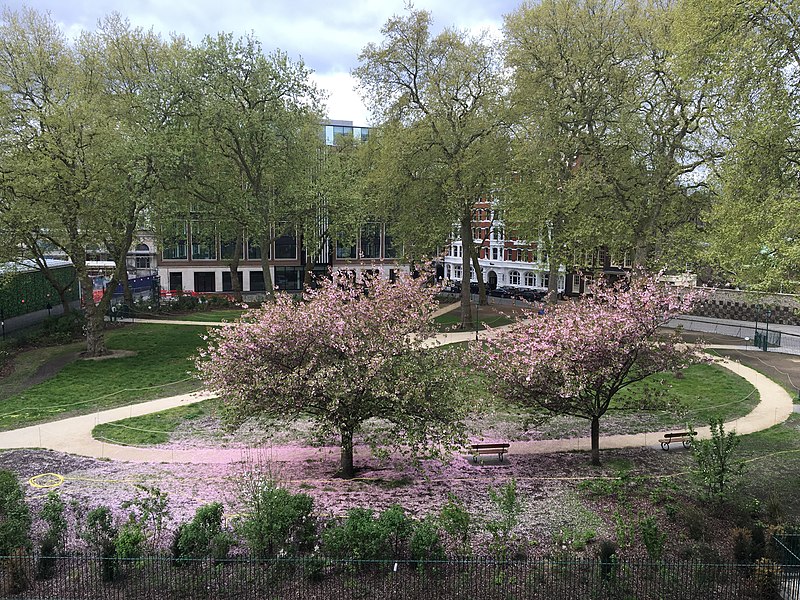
(135, 243, 150, 252)
(509, 271, 520, 285)
(274, 266, 302, 291)
(453, 265, 462, 279)
(446, 265, 451, 278)
(360, 223, 381, 259)
(543, 273, 550, 288)
(492, 247, 499, 261)
(168, 272, 183, 291)
(220, 238, 243, 261)
(572, 274, 581, 290)
(194, 272, 216, 292)
(275, 231, 298, 259)
(249, 270, 265, 291)
(524, 272, 534, 287)
(558, 275, 566, 290)
(222, 271, 243, 292)
(247, 237, 263, 260)
(384, 229, 398, 258)
(336, 235, 356, 259)
(135, 256, 151, 269)
(191, 222, 216, 260)
(162, 221, 187, 260)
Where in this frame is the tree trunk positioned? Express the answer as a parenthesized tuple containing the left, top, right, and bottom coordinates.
(470, 247, 487, 306)
(590, 416, 601, 466)
(547, 257, 559, 304)
(259, 233, 275, 301)
(57, 286, 72, 315)
(339, 429, 354, 479)
(228, 234, 243, 303)
(303, 247, 315, 291)
(459, 216, 472, 329)
(122, 274, 134, 308)
(80, 273, 108, 357)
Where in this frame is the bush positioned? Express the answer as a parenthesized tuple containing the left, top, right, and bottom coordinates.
(323, 506, 412, 561)
(597, 540, 618, 581)
(121, 485, 171, 553)
(80, 507, 119, 581)
(0, 470, 31, 556)
(639, 516, 667, 561)
(36, 492, 67, 580)
(439, 494, 472, 557)
(677, 503, 706, 541)
(486, 479, 524, 559)
(114, 520, 145, 561)
(692, 418, 743, 499)
(237, 483, 315, 558)
(40, 312, 85, 343)
(173, 502, 232, 563)
(410, 517, 445, 566)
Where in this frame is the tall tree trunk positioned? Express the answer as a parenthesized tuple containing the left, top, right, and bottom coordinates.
(56, 286, 72, 315)
(80, 273, 108, 357)
(228, 233, 243, 303)
(121, 274, 134, 308)
(470, 246, 487, 306)
(303, 248, 315, 291)
(459, 216, 472, 329)
(259, 233, 275, 301)
(590, 416, 601, 466)
(339, 429, 354, 479)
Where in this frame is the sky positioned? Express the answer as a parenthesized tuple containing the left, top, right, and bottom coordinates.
(5, 0, 522, 126)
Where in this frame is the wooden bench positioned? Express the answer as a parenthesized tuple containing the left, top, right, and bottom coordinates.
(659, 431, 696, 451)
(470, 443, 510, 462)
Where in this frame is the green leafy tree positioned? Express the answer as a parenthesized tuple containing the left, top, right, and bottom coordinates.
(0, 470, 31, 556)
(355, 8, 510, 326)
(185, 33, 322, 300)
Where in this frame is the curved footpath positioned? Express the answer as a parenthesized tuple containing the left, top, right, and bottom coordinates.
(0, 312, 794, 464)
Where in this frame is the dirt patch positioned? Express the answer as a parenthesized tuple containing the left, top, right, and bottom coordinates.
(79, 349, 137, 361)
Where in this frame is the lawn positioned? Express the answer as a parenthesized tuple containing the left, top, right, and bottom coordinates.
(93, 400, 214, 445)
(0, 342, 84, 402)
(468, 362, 761, 441)
(0, 323, 209, 430)
(157, 309, 246, 322)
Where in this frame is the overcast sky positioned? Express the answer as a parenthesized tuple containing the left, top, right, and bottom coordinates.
(5, 0, 522, 125)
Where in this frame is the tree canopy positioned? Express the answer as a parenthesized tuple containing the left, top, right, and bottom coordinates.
(196, 271, 466, 478)
(472, 273, 702, 465)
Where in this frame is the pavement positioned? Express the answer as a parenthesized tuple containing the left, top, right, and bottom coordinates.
(0, 311, 794, 464)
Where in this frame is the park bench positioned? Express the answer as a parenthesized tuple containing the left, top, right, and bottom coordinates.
(659, 431, 696, 451)
(470, 443, 510, 462)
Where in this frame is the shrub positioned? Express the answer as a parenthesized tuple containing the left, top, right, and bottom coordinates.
(597, 540, 618, 581)
(639, 516, 667, 561)
(439, 494, 472, 556)
(0, 470, 32, 556)
(323, 506, 412, 561)
(173, 503, 232, 563)
(692, 418, 743, 499)
(40, 312, 86, 343)
(410, 517, 445, 566)
(121, 485, 171, 553)
(36, 492, 67, 580)
(677, 503, 706, 541)
(237, 482, 315, 558)
(486, 479, 524, 559)
(754, 557, 782, 599)
(114, 520, 145, 561)
(731, 527, 752, 562)
(80, 507, 119, 582)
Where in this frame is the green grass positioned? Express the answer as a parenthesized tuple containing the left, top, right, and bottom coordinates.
(159, 309, 245, 322)
(92, 400, 214, 445)
(474, 363, 761, 440)
(738, 414, 800, 519)
(0, 342, 84, 402)
(0, 323, 209, 431)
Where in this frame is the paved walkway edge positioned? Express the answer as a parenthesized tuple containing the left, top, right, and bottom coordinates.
(0, 353, 792, 464)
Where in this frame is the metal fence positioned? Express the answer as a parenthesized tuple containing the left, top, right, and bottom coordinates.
(1, 555, 796, 600)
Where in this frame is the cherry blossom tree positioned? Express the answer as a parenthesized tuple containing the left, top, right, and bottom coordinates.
(196, 271, 465, 478)
(474, 273, 703, 466)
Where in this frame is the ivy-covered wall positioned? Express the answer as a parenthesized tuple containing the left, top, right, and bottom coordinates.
(0, 266, 78, 319)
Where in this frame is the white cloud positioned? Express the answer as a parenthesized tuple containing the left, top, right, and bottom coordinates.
(311, 71, 371, 126)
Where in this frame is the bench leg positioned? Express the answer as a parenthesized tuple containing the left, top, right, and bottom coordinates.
(499, 453, 503, 462)
(683, 440, 691, 449)
(661, 442, 669, 451)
